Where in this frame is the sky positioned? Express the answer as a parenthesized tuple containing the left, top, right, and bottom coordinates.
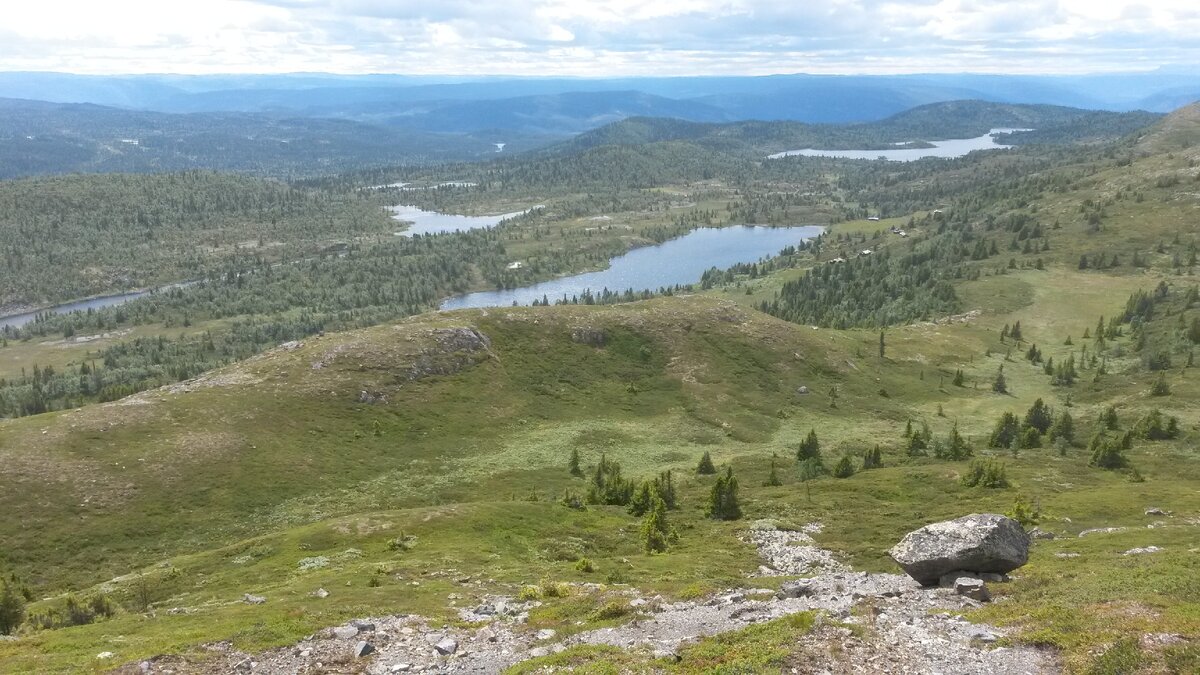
(1, 0, 1198, 76)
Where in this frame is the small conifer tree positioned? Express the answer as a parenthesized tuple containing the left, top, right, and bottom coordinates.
(696, 451, 716, 475)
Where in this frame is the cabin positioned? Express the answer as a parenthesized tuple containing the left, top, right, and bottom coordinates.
(860, 249, 873, 256)
(506, 261, 524, 270)
(828, 257, 846, 264)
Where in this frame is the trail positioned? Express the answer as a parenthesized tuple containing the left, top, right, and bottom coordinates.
(140, 524, 1057, 674)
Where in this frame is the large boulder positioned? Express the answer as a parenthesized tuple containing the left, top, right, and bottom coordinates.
(889, 513, 1030, 585)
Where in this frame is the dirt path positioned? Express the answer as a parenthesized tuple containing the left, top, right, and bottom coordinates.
(137, 524, 1057, 674)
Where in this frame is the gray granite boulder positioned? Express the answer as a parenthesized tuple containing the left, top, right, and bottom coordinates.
(889, 513, 1030, 585)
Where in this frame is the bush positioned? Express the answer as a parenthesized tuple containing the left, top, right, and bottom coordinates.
(961, 459, 1010, 488)
(589, 600, 631, 621)
(574, 558, 595, 573)
(832, 455, 856, 478)
(1132, 409, 1179, 441)
(1088, 434, 1128, 469)
(28, 593, 117, 630)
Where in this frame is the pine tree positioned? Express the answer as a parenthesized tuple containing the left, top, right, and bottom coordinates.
(797, 429, 821, 462)
(1150, 372, 1170, 396)
(568, 447, 583, 477)
(1088, 434, 1127, 469)
(992, 367, 1009, 394)
(861, 445, 883, 469)
(696, 451, 716, 475)
(1099, 406, 1120, 431)
(952, 369, 965, 387)
(941, 422, 973, 460)
(796, 458, 823, 501)
(0, 579, 24, 635)
(764, 456, 782, 486)
(833, 455, 856, 478)
(1019, 425, 1042, 449)
(1047, 411, 1075, 443)
(989, 412, 1021, 448)
(706, 467, 742, 521)
(1024, 398, 1053, 434)
(640, 495, 670, 554)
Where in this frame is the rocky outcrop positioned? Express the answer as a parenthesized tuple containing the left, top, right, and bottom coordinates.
(889, 513, 1030, 585)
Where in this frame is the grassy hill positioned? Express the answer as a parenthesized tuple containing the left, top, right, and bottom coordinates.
(1, 102, 1199, 673)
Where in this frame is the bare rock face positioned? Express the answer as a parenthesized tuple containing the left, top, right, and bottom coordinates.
(889, 514, 1030, 586)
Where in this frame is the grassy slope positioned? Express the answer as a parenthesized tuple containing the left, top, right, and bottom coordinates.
(3, 108, 1200, 673)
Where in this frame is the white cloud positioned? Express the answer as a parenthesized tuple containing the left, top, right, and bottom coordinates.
(0, 0, 1195, 74)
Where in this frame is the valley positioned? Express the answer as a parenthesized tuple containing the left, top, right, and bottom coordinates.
(1, 96, 1198, 674)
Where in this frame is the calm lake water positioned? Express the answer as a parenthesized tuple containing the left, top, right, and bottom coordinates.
(767, 128, 1029, 162)
(441, 225, 823, 310)
(0, 283, 193, 330)
(390, 205, 532, 236)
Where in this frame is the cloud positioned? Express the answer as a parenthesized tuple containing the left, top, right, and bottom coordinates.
(0, 0, 1196, 75)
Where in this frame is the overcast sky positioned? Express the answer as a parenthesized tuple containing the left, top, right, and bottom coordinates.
(1, 0, 1198, 76)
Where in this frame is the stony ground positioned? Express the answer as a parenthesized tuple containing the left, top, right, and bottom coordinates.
(126, 524, 1058, 674)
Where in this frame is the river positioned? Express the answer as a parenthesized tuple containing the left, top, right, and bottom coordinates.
(767, 128, 1030, 162)
(0, 283, 194, 330)
(440, 225, 823, 310)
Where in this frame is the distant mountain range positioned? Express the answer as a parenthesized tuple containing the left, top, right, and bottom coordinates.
(1, 71, 1197, 133)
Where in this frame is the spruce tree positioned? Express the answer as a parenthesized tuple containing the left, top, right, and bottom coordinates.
(833, 455, 856, 478)
(696, 451, 716, 475)
(861, 445, 883, 469)
(1024, 398, 1053, 434)
(640, 495, 670, 554)
(1047, 411, 1074, 443)
(706, 467, 742, 521)
(988, 412, 1021, 448)
(992, 367, 1009, 394)
(764, 456, 782, 486)
(568, 447, 583, 477)
(797, 429, 821, 462)
(0, 579, 24, 636)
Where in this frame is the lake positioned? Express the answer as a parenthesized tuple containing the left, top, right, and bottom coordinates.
(767, 128, 1030, 162)
(391, 205, 533, 236)
(0, 283, 193, 330)
(440, 225, 823, 310)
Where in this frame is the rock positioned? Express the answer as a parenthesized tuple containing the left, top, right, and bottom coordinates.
(97, 652, 115, 660)
(354, 641, 375, 658)
(889, 514, 1030, 585)
(939, 571, 979, 588)
(351, 619, 376, 632)
(1078, 527, 1126, 537)
(333, 625, 360, 640)
(1145, 507, 1169, 516)
(652, 648, 682, 662)
(529, 647, 550, 658)
(312, 588, 329, 599)
(242, 593, 267, 605)
(535, 629, 557, 640)
(967, 626, 1000, 643)
(570, 327, 607, 347)
(390, 664, 412, 673)
(777, 580, 815, 599)
(233, 658, 254, 672)
(796, 386, 810, 395)
(1054, 552, 1081, 558)
(434, 637, 459, 655)
(1123, 545, 1162, 556)
(953, 577, 991, 602)
(1027, 527, 1055, 540)
(979, 572, 1006, 583)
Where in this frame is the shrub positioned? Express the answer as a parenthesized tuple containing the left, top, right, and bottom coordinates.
(1132, 409, 1179, 441)
(589, 600, 631, 621)
(574, 558, 595, 573)
(832, 455, 856, 478)
(961, 459, 1010, 488)
(1088, 434, 1128, 469)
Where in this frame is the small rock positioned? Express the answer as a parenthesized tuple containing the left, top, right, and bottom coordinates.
(1078, 527, 1126, 538)
(434, 637, 458, 655)
(967, 627, 1000, 643)
(979, 572, 1006, 583)
(333, 626, 360, 640)
(653, 648, 682, 662)
(777, 580, 815, 599)
(351, 619, 376, 632)
(313, 588, 329, 599)
(1123, 546, 1162, 556)
(97, 652, 115, 660)
(1027, 527, 1055, 540)
(233, 658, 254, 672)
(1054, 552, 1081, 558)
(391, 665, 412, 673)
(535, 629, 557, 640)
(529, 647, 550, 658)
(1145, 507, 1169, 516)
(939, 571, 979, 588)
(953, 577, 991, 602)
(630, 598, 648, 608)
(354, 641, 375, 658)
(242, 593, 267, 605)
